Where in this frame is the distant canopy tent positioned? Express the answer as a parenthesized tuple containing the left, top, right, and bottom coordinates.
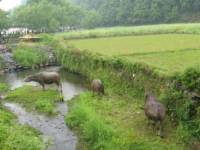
(19, 34, 41, 42)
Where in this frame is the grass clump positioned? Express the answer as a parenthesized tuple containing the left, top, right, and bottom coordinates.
(66, 92, 186, 150)
(0, 105, 45, 150)
(5, 85, 60, 115)
(13, 43, 48, 68)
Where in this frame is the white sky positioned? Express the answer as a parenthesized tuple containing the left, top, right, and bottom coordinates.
(0, 0, 22, 11)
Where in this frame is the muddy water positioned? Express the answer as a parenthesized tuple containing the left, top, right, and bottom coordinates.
(2, 66, 86, 150)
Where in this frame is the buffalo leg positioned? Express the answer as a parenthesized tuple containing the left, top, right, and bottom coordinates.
(55, 82, 63, 94)
(41, 84, 45, 91)
(157, 121, 164, 138)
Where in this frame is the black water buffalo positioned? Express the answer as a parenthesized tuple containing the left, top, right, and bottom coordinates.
(144, 92, 166, 138)
(25, 72, 62, 93)
(91, 79, 104, 95)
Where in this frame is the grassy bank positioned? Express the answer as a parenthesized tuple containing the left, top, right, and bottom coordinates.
(66, 92, 186, 150)
(6, 86, 60, 115)
(56, 23, 200, 40)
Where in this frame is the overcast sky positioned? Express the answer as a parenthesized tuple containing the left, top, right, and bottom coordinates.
(0, 0, 22, 11)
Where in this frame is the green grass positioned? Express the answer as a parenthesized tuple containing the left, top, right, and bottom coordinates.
(66, 92, 187, 150)
(0, 105, 45, 150)
(66, 34, 200, 75)
(6, 86, 60, 115)
(56, 23, 200, 39)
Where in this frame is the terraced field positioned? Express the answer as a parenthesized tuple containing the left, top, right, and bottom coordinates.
(67, 34, 200, 75)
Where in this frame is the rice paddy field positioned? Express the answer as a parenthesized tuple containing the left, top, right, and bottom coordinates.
(66, 33, 200, 75)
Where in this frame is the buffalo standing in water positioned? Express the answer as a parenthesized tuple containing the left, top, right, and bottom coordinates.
(91, 79, 104, 95)
(25, 72, 62, 94)
(144, 92, 166, 138)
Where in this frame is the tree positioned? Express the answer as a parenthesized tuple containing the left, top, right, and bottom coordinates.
(0, 9, 9, 43)
(11, 0, 85, 32)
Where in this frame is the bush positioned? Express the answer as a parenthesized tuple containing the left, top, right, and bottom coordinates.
(160, 67, 200, 142)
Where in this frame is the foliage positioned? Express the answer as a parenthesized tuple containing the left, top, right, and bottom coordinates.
(6, 86, 60, 115)
(0, 105, 45, 150)
(11, 0, 84, 32)
(13, 43, 48, 68)
(72, 0, 200, 27)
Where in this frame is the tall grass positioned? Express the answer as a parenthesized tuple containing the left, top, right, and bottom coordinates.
(13, 43, 48, 68)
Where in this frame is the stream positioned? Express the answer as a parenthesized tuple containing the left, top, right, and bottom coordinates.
(1, 66, 86, 150)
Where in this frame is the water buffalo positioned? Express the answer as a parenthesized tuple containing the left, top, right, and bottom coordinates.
(25, 72, 62, 93)
(144, 92, 166, 138)
(91, 79, 104, 95)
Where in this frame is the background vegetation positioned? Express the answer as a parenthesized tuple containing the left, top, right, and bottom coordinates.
(72, 0, 200, 27)
(1, 0, 200, 33)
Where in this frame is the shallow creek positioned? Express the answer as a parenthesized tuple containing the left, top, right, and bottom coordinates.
(1, 66, 86, 150)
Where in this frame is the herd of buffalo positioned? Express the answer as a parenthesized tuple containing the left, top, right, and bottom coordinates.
(24, 71, 166, 138)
